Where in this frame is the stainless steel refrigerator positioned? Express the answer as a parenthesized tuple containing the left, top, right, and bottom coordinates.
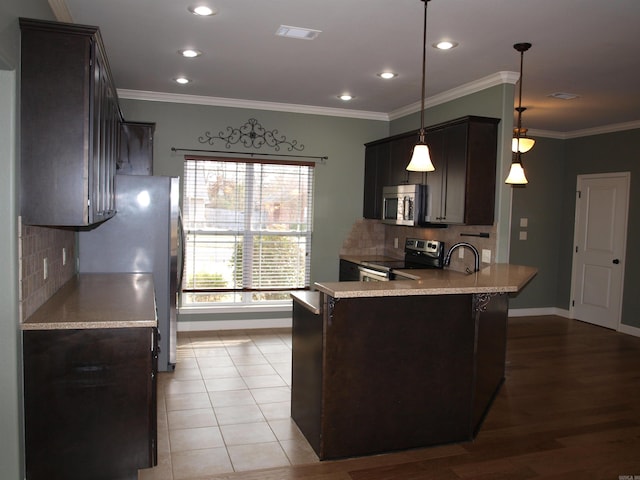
(79, 174, 181, 371)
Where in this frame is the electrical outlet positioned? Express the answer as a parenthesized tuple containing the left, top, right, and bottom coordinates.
(43, 257, 48, 280)
(458, 248, 465, 259)
(62, 247, 67, 266)
(394, 237, 399, 249)
(481, 249, 491, 264)
(520, 217, 528, 228)
(519, 231, 528, 241)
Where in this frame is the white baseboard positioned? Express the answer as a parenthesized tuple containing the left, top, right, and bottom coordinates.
(618, 323, 640, 338)
(508, 307, 571, 318)
(509, 307, 640, 338)
(178, 317, 292, 332)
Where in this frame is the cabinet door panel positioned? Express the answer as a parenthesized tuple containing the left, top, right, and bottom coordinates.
(363, 142, 390, 219)
(24, 328, 155, 480)
(339, 259, 360, 281)
(424, 129, 444, 223)
(118, 122, 155, 175)
(441, 123, 467, 224)
(388, 136, 413, 186)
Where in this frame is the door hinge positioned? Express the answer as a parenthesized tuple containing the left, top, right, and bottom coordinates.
(572, 300, 575, 307)
(575, 246, 578, 253)
(577, 190, 581, 199)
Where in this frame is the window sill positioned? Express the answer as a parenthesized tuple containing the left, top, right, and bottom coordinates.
(178, 302, 292, 315)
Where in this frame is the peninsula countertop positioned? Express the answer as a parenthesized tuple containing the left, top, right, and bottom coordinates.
(315, 263, 537, 299)
(21, 273, 157, 330)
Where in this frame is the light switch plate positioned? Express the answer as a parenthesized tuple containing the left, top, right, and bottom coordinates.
(520, 217, 528, 228)
(481, 249, 491, 263)
(519, 231, 528, 241)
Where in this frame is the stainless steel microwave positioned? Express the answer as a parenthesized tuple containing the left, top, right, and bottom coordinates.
(382, 184, 426, 226)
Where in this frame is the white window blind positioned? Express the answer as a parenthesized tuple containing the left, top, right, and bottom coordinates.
(182, 155, 314, 305)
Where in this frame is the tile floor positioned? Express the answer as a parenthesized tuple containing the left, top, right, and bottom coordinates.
(138, 328, 319, 480)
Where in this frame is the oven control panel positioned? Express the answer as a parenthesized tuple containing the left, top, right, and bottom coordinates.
(404, 238, 444, 268)
(405, 238, 442, 254)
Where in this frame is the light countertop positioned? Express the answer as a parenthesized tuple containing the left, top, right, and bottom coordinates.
(291, 291, 321, 315)
(315, 263, 537, 299)
(21, 273, 157, 330)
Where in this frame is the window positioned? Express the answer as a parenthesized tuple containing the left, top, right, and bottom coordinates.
(181, 156, 314, 306)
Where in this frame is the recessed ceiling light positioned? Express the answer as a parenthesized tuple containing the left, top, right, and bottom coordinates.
(377, 72, 397, 79)
(179, 49, 203, 58)
(338, 94, 353, 101)
(433, 40, 458, 50)
(276, 25, 322, 40)
(175, 77, 191, 85)
(549, 92, 580, 100)
(188, 5, 217, 16)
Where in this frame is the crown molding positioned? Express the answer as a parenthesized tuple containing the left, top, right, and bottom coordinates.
(526, 119, 640, 140)
(118, 75, 640, 139)
(117, 89, 389, 121)
(559, 120, 640, 139)
(118, 72, 521, 124)
(388, 71, 520, 121)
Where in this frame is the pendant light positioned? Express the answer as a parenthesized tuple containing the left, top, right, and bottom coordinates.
(506, 42, 533, 185)
(406, 0, 435, 172)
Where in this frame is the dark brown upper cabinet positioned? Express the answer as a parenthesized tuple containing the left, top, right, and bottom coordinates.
(363, 116, 499, 226)
(118, 121, 155, 175)
(20, 18, 122, 226)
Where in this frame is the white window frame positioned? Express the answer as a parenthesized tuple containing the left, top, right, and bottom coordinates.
(181, 155, 314, 308)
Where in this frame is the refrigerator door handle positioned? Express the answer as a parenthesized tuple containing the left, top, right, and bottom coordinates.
(178, 209, 186, 292)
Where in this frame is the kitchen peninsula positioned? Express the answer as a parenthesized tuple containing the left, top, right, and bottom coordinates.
(291, 264, 536, 460)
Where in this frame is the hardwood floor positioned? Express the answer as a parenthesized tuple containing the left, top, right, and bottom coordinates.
(199, 315, 640, 480)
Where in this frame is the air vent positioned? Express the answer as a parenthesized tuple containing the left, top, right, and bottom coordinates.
(549, 92, 580, 100)
(276, 25, 321, 40)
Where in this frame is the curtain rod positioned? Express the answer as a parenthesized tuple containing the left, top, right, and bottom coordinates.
(171, 147, 327, 164)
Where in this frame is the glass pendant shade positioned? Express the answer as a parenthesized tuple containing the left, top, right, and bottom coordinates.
(511, 135, 535, 153)
(406, 142, 435, 172)
(505, 159, 528, 185)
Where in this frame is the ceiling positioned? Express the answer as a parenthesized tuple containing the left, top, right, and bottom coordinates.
(56, 0, 640, 137)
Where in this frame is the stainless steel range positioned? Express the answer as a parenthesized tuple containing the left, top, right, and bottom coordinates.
(358, 238, 445, 281)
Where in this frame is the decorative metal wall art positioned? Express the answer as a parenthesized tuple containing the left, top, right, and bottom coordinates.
(199, 118, 305, 152)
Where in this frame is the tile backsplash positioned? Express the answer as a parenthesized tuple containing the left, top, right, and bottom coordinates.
(341, 219, 497, 273)
(340, 219, 386, 256)
(19, 219, 76, 321)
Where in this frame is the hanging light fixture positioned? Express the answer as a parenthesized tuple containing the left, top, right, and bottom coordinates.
(506, 42, 533, 185)
(406, 0, 435, 172)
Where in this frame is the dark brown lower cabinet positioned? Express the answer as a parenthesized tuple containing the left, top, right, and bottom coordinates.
(291, 292, 509, 460)
(23, 327, 157, 480)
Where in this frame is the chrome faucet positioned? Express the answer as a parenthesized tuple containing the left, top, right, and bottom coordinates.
(444, 242, 480, 272)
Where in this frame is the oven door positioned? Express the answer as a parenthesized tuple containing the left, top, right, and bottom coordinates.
(358, 266, 391, 282)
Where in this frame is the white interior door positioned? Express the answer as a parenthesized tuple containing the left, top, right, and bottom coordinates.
(570, 172, 630, 330)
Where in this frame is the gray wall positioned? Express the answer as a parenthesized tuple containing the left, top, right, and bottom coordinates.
(508, 137, 566, 309)
(509, 128, 640, 328)
(0, 1, 55, 478)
